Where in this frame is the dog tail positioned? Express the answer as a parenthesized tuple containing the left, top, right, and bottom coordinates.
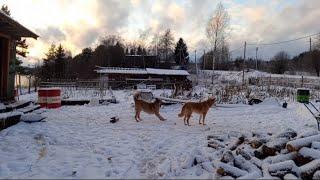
(178, 105, 185, 117)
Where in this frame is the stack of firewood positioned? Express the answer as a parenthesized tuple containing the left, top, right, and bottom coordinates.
(206, 129, 320, 179)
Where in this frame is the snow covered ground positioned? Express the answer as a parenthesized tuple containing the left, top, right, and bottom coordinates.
(0, 90, 319, 178)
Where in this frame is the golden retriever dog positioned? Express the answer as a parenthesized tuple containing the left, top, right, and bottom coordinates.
(133, 92, 166, 122)
(178, 97, 216, 126)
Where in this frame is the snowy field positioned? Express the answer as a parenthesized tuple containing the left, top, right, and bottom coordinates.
(0, 90, 319, 178)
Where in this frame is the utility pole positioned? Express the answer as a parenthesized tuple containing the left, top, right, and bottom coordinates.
(195, 50, 198, 84)
(242, 41, 246, 85)
(310, 37, 312, 51)
(203, 50, 206, 70)
(255, 47, 258, 70)
(212, 48, 215, 72)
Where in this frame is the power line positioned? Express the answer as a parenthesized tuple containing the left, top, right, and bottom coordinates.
(247, 32, 320, 46)
(229, 46, 242, 53)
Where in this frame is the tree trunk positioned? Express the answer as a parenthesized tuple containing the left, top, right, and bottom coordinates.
(19, 74, 22, 95)
(28, 76, 31, 94)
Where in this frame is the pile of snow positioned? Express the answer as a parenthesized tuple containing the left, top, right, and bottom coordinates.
(259, 97, 280, 106)
(0, 103, 5, 110)
(20, 113, 45, 123)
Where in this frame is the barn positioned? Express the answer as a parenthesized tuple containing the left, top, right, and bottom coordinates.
(95, 67, 191, 89)
(0, 10, 38, 101)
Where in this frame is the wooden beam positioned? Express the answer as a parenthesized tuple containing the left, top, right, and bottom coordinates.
(0, 13, 38, 39)
(0, 32, 11, 39)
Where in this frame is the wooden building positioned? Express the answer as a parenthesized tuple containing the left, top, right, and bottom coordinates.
(0, 10, 38, 101)
(95, 67, 192, 89)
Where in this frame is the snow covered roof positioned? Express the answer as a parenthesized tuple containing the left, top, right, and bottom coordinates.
(95, 67, 148, 75)
(146, 68, 190, 76)
(0, 10, 38, 39)
(96, 67, 190, 76)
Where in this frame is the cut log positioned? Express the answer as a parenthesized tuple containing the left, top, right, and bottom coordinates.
(283, 173, 298, 179)
(208, 139, 225, 149)
(250, 139, 264, 149)
(250, 157, 263, 169)
(298, 130, 319, 138)
(268, 160, 298, 178)
(234, 155, 262, 176)
(252, 132, 271, 138)
(276, 128, 297, 139)
(238, 171, 261, 179)
(264, 152, 298, 164)
(254, 145, 277, 160)
(299, 147, 320, 160)
(266, 138, 289, 152)
(207, 134, 228, 141)
(286, 134, 320, 152)
(201, 162, 214, 172)
(195, 155, 209, 164)
(299, 159, 320, 179)
(221, 150, 234, 164)
(262, 145, 277, 156)
(261, 163, 272, 178)
(293, 155, 312, 167)
(236, 147, 253, 160)
(312, 142, 320, 150)
(254, 147, 266, 159)
(313, 170, 320, 179)
(182, 155, 195, 169)
(227, 135, 245, 151)
(216, 162, 247, 178)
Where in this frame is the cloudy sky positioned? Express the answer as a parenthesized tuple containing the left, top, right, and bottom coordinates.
(1, 0, 319, 64)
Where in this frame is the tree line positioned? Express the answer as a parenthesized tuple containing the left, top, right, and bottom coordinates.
(37, 33, 190, 80)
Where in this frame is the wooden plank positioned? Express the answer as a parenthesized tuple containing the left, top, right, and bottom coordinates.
(17, 105, 41, 114)
(0, 113, 22, 131)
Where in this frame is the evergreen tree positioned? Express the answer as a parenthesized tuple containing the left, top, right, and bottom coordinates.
(1, 4, 10, 16)
(55, 44, 66, 78)
(41, 44, 56, 79)
(174, 38, 189, 65)
(137, 46, 143, 55)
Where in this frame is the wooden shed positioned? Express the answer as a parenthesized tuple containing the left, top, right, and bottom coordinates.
(0, 10, 38, 101)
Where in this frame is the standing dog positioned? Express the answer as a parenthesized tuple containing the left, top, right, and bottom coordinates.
(178, 97, 215, 126)
(133, 92, 166, 122)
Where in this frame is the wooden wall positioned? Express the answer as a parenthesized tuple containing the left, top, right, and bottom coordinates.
(0, 34, 12, 101)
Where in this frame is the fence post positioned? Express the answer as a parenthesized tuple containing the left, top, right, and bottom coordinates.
(269, 74, 271, 89)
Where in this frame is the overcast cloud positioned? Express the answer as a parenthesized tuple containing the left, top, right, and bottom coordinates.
(1, 0, 319, 64)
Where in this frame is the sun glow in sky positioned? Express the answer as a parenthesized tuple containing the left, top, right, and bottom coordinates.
(1, 0, 319, 65)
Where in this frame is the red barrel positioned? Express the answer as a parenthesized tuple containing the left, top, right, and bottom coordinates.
(38, 88, 61, 108)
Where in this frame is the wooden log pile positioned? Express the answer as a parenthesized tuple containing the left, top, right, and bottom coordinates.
(205, 128, 320, 179)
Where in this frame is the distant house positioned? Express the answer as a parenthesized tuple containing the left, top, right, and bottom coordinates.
(95, 67, 191, 89)
(0, 10, 38, 101)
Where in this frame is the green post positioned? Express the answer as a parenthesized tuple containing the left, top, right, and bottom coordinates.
(297, 88, 310, 103)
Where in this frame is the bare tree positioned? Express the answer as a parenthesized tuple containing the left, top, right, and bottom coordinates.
(159, 29, 174, 62)
(315, 34, 320, 50)
(206, 2, 230, 70)
(100, 35, 123, 48)
(306, 50, 320, 76)
(271, 51, 289, 74)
